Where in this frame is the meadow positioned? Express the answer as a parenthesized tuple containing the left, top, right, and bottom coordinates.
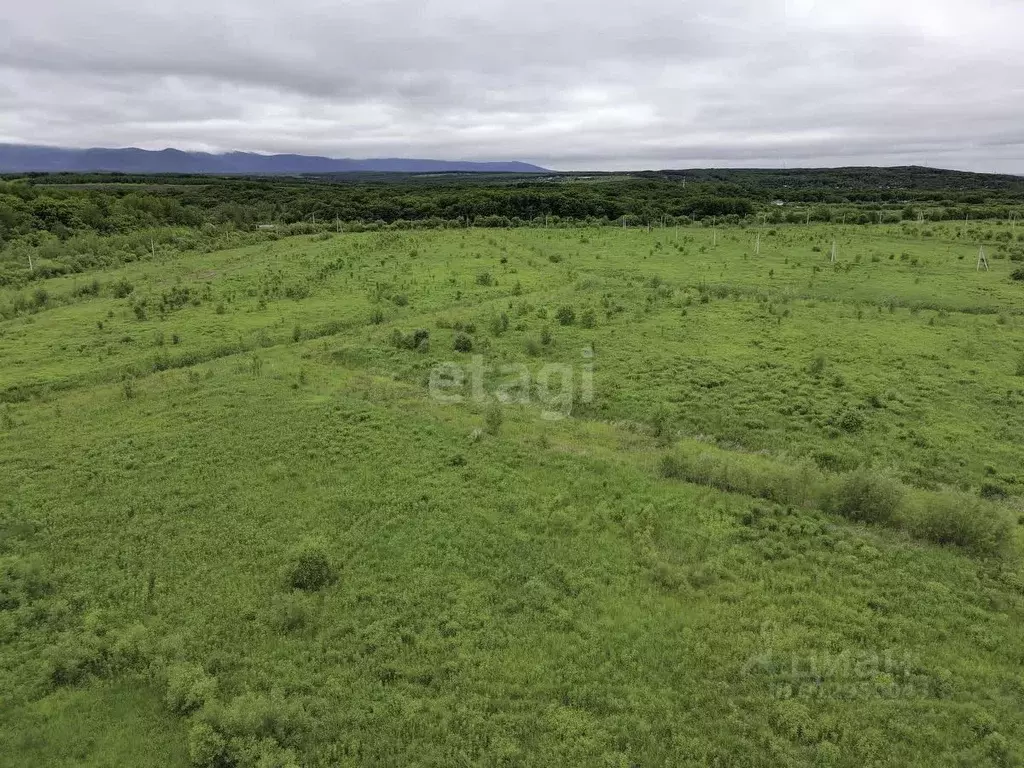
(2, 220, 1024, 766)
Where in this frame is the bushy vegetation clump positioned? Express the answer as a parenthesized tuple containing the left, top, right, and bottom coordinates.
(907, 491, 1016, 556)
(282, 541, 336, 592)
(827, 467, 903, 525)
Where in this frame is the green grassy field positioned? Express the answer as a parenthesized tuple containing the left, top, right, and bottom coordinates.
(2, 222, 1024, 766)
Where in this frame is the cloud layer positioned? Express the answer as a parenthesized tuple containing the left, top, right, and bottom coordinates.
(2, 0, 1023, 171)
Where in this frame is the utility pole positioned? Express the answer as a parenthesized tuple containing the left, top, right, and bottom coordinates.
(28, 253, 33, 272)
(830, 239, 837, 264)
(755, 232, 761, 256)
(977, 245, 989, 271)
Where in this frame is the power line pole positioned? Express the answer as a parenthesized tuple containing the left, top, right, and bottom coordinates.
(977, 245, 989, 271)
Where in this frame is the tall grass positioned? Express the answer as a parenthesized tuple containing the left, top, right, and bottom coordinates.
(660, 442, 1017, 557)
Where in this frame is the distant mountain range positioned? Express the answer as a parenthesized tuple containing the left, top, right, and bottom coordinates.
(0, 144, 548, 174)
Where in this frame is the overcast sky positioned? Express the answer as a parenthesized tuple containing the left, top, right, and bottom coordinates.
(2, 0, 1023, 172)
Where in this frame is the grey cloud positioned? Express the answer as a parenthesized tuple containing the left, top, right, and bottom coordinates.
(1, 0, 1022, 171)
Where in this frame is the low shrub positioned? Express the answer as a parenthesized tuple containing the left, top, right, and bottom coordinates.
(484, 402, 503, 435)
(453, 333, 473, 353)
(391, 328, 429, 350)
(827, 467, 903, 525)
(165, 662, 217, 715)
(282, 542, 336, 592)
(807, 352, 826, 376)
(909, 491, 1015, 556)
(658, 447, 824, 508)
(555, 305, 576, 325)
(187, 722, 227, 767)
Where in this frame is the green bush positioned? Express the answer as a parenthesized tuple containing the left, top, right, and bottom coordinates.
(484, 402, 503, 435)
(165, 662, 217, 715)
(910, 492, 1015, 556)
(453, 333, 473, 353)
(47, 633, 108, 687)
(111, 277, 134, 298)
(188, 721, 226, 767)
(555, 305, 576, 325)
(837, 409, 866, 433)
(489, 312, 509, 336)
(980, 482, 1008, 500)
(282, 542, 336, 592)
(391, 328, 429, 350)
(658, 447, 824, 508)
(829, 468, 903, 525)
(659, 453, 683, 479)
